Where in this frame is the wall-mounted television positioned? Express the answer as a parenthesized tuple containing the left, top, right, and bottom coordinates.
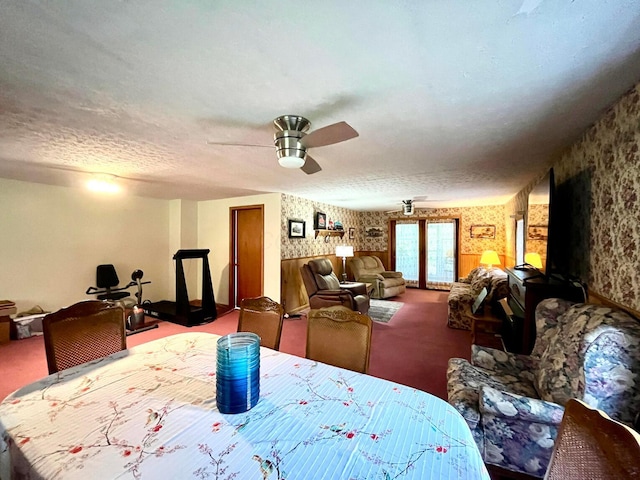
(546, 167, 591, 283)
(526, 168, 554, 274)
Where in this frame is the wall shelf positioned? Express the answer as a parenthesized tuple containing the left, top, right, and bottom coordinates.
(314, 229, 345, 240)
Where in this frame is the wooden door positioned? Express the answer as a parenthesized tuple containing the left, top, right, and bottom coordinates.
(231, 206, 264, 308)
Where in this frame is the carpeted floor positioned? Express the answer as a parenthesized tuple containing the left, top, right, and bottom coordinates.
(368, 299, 404, 323)
(0, 288, 471, 401)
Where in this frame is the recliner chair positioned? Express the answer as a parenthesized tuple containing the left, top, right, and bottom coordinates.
(300, 258, 370, 314)
(349, 255, 406, 299)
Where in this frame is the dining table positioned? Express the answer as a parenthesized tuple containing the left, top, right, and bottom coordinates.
(0, 332, 489, 479)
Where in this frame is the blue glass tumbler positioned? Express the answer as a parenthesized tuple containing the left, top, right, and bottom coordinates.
(216, 332, 261, 414)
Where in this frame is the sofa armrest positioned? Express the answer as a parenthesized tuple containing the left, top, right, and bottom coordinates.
(340, 282, 367, 296)
(356, 273, 384, 282)
(381, 271, 402, 278)
(479, 386, 565, 425)
(317, 289, 354, 298)
(471, 345, 538, 375)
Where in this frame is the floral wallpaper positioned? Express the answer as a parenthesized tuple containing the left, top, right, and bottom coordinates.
(356, 205, 506, 255)
(280, 194, 359, 260)
(553, 81, 640, 311)
(281, 196, 506, 260)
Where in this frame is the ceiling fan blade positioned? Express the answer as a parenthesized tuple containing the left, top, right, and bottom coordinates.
(301, 121, 358, 148)
(301, 155, 322, 175)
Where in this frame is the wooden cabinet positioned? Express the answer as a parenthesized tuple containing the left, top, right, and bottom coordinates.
(502, 268, 585, 354)
(471, 307, 505, 351)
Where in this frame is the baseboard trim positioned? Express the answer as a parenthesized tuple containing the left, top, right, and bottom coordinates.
(588, 290, 640, 320)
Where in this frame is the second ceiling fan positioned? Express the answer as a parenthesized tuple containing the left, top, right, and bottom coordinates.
(208, 115, 359, 175)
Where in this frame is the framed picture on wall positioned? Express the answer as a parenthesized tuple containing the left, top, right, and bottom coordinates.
(470, 224, 496, 239)
(528, 225, 548, 240)
(315, 212, 327, 229)
(288, 219, 305, 238)
(348, 227, 355, 239)
(365, 225, 384, 238)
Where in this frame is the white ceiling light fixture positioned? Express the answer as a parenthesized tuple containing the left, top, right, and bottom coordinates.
(86, 174, 121, 194)
(278, 156, 306, 168)
(274, 116, 308, 169)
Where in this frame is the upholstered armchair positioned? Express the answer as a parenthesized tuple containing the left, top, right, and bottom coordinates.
(447, 298, 640, 477)
(348, 255, 406, 299)
(301, 258, 370, 314)
(447, 266, 508, 330)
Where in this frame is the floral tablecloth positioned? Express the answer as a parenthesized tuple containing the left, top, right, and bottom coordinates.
(0, 332, 488, 479)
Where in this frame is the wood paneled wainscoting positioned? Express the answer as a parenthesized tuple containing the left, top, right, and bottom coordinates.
(459, 253, 506, 279)
(281, 251, 388, 314)
(281, 255, 339, 314)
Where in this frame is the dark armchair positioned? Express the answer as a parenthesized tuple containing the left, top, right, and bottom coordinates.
(301, 258, 370, 315)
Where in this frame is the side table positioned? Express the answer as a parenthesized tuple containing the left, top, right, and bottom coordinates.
(364, 283, 374, 297)
(0, 301, 17, 344)
(471, 307, 505, 350)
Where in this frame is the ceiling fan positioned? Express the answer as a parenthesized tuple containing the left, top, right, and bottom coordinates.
(207, 115, 359, 175)
(386, 197, 441, 215)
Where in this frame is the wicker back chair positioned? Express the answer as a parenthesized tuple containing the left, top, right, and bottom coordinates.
(237, 296, 284, 350)
(43, 300, 126, 374)
(306, 306, 372, 374)
(544, 398, 640, 480)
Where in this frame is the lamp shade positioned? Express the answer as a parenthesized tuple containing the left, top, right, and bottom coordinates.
(479, 250, 500, 267)
(525, 252, 543, 269)
(335, 245, 354, 258)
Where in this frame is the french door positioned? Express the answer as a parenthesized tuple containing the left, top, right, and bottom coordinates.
(392, 218, 458, 290)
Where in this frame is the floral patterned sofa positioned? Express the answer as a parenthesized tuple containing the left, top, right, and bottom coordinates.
(447, 266, 508, 330)
(446, 298, 640, 477)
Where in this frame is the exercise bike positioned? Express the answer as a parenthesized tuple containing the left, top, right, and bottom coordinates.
(86, 268, 154, 333)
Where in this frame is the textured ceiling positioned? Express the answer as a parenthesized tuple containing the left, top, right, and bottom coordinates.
(1, 1, 639, 211)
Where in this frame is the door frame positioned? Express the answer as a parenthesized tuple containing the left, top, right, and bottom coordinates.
(389, 216, 460, 289)
(229, 204, 264, 308)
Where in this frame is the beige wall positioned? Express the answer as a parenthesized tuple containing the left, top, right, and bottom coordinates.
(198, 193, 281, 305)
(0, 178, 172, 312)
(169, 199, 199, 296)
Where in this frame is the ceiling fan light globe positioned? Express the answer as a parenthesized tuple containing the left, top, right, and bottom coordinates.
(278, 156, 305, 168)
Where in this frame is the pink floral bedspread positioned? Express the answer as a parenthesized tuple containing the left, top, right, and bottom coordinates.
(0, 332, 488, 479)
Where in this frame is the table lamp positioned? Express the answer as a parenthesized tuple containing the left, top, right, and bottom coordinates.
(479, 250, 500, 269)
(524, 252, 543, 269)
(335, 245, 354, 283)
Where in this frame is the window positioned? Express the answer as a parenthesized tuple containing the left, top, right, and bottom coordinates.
(515, 217, 525, 266)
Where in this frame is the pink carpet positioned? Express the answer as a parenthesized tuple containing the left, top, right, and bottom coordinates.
(0, 289, 471, 401)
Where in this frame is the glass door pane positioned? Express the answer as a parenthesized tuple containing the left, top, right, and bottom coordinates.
(426, 221, 456, 288)
(395, 222, 419, 287)
(516, 218, 525, 266)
